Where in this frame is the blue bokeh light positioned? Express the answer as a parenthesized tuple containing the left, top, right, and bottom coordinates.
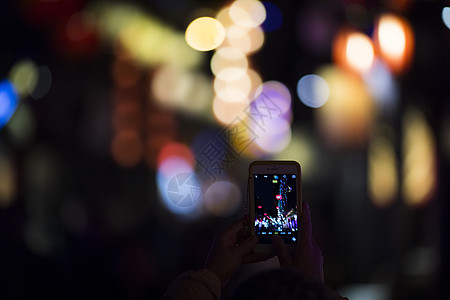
(0, 80, 19, 130)
(442, 7, 450, 30)
(261, 1, 283, 32)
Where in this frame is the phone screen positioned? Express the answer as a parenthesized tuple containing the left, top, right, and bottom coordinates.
(253, 173, 298, 243)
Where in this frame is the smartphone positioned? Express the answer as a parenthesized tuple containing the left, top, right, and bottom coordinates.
(248, 160, 302, 253)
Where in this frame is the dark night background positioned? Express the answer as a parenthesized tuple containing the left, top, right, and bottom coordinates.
(0, 0, 449, 299)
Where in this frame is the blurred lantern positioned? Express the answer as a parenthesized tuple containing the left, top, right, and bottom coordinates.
(373, 13, 414, 75)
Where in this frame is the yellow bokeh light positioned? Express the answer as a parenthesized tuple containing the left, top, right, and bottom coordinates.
(212, 95, 249, 126)
(374, 14, 414, 74)
(368, 128, 398, 208)
(151, 65, 212, 116)
(216, 7, 235, 29)
(227, 24, 265, 54)
(229, 0, 266, 28)
(214, 71, 252, 103)
(378, 15, 405, 58)
(316, 65, 374, 148)
(333, 29, 374, 74)
(246, 68, 263, 100)
(210, 46, 248, 80)
(345, 32, 374, 73)
(185, 17, 226, 51)
(94, 2, 202, 69)
(402, 108, 437, 207)
(9, 59, 38, 97)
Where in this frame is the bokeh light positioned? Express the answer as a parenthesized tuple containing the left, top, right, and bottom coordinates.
(345, 32, 374, 73)
(374, 14, 414, 74)
(0, 151, 16, 208)
(151, 65, 212, 116)
(111, 130, 144, 167)
(363, 59, 399, 114)
(8, 59, 38, 98)
(216, 7, 235, 29)
(185, 17, 226, 51)
(226, 24, 265, 54)
(0, 80, 19, 130)
(297, 74, 329, 108)
(31, 66, 52, 100)
(251, 116, 292, 154)
(204, 180, 241, 217)
(157, 142, 194, 169)
(261, 1, 282, 32)
(368, 127, 398, 208)
(333, 29, 374, 73)
(212, 95, 249, 125)
(316, 65, 374, 148)
(6, 102, 36, 147)
(214, 71, 251, 103)
(211, 46, 248, 80)
(112, 59, 141, 88)
(229, 0, 266, 28)
(94, 2, 201, 69)
(402, 108, 437, 207)
(156, 149, 202, 219)
(66, 10, 97, 42)
(443, 7, 450, 30)
(253, 80, 292, 118)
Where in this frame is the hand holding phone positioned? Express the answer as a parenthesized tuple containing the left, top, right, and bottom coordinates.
(248, 160, 302, 253)
(272, 201, 324, 284)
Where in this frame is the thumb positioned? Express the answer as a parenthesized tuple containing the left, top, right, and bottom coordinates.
(272, 235, 293, 267)
(235, 235, 258, 256)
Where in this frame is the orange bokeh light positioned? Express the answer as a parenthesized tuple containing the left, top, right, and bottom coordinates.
(111, 130, 144, 167)
(373, 14, 414, 75)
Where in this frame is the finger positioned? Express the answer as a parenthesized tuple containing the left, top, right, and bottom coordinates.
(272, 235, 293, 267)
(235, 235, 258, 257)
(223, 218, 245, 236)
(299, 201, 312, 244)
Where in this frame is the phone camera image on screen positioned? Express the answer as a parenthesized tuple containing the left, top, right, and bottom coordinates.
(253, 174, 298, 242)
